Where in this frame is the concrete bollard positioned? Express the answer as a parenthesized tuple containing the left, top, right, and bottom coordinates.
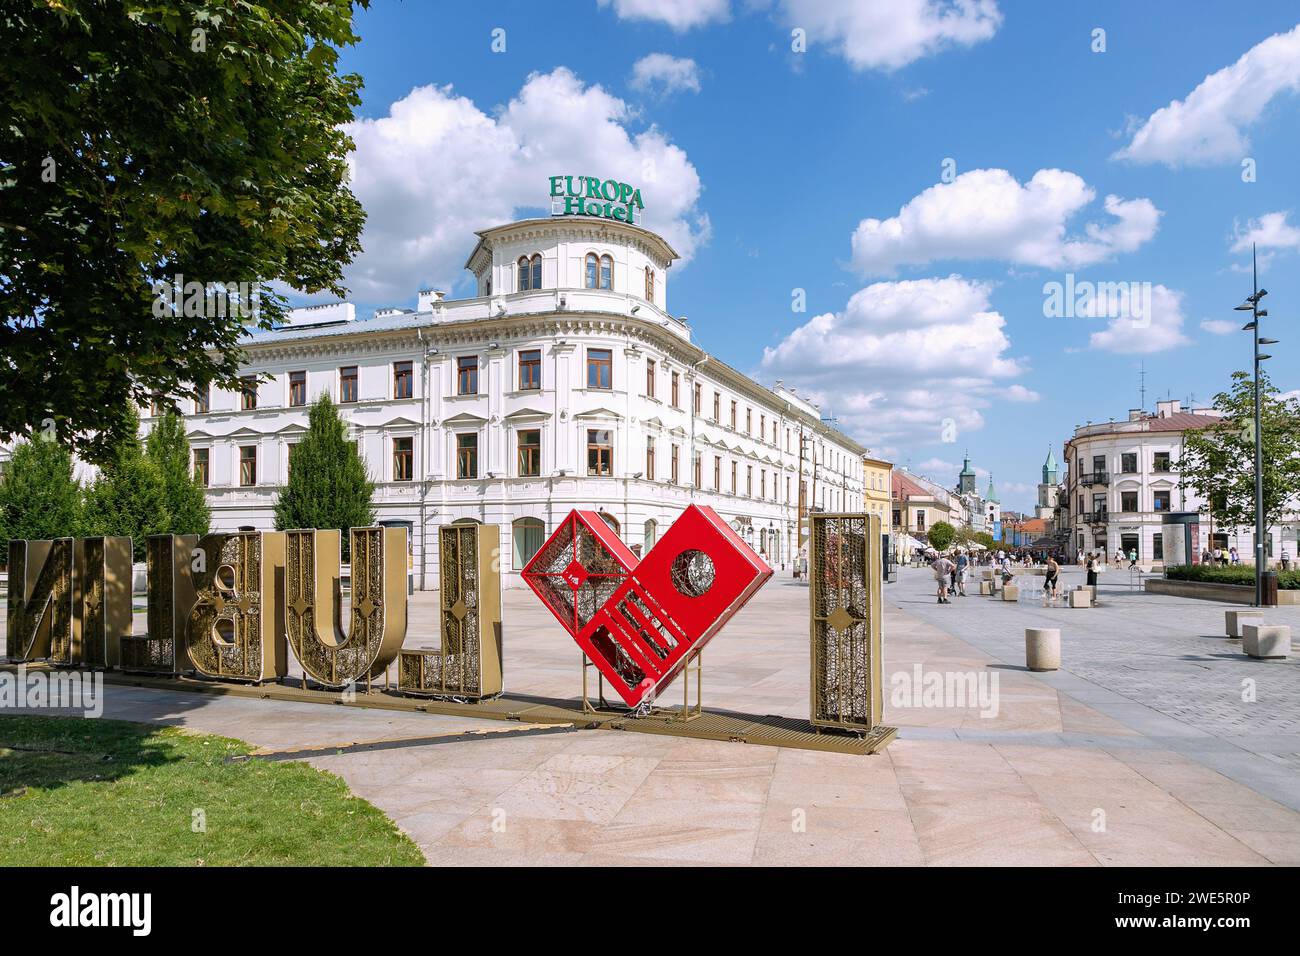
(982, 569, 994, 581)
(1002, 585, 1020, 601)
(979, 581, 992, 595)
(1225, 609, 1265, 639)
(1069, 589, 1090, 608)
(1025, 628, 1061, 671)
(1241, 624, 1290, 659)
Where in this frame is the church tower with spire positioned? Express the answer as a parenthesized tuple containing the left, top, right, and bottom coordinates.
(1036, 446, 1061, 521)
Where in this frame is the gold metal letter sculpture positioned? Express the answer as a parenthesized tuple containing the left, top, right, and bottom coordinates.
(810, 513, 884, 731)
(184, 531, 287, 682)
(7, 538, 75, 663)
(68, 537, 133, 669)
(398, 522, 502, 699)
(285, 527, 408, 688)
(124, 534, 198, 673)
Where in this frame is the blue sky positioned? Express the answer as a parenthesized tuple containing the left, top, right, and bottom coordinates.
(324, 0, 1300, 511)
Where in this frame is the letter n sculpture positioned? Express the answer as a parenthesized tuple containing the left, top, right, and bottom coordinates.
(522, 505, 771, 708)
(809, 512, 886, 732)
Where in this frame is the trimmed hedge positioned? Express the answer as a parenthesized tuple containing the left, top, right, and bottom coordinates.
(1164, 564, 1300, 589)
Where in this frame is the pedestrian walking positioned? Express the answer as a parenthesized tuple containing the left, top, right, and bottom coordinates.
(1086, 552, 1098, 588)
(932, 553, 954, 604)
(955, 550, 969, 596)
(1043, 555, 1060, 605)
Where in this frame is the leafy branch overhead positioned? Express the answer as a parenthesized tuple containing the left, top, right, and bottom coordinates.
(0, 1, 369, 462)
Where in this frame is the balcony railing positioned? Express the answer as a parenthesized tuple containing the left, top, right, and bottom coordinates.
(1080, 472, 1109, 486)
(1081, 510, 1108, 524)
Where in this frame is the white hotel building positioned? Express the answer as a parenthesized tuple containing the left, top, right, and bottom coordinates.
(162, 213, 867, 587)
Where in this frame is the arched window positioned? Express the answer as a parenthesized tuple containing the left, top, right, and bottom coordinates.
(599, 254, 612, 290)
(585, 253, 598, 289)
(517, 254, 542, 292)
(599, 511, 620, 534)
(644, 519, 657, 554)
(512, 517, 545, 569)
(645, 267, 655, 303)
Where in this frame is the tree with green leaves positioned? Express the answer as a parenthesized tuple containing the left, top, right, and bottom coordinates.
(0, 437, 85, 556)
(274, 394, 374, 558)
(0, 1, 368, 463)
(926, 520, 956, 552)
(1180, 370, 1300, 543)
(145, 411, 210, 537)
(82, 406, 170, 560)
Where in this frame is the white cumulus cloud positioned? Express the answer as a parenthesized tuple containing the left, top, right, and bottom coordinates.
(1086, 284, 1191, 354)
(759, 276, 1030, 449)
(1231, 211, 1300, 253)
(630, 53, 702, 96)
(1114, 24, 1300, 167)
(342, 69, 709, 303)
(1200, 319, 1239, 335)
(780, 0, 1002, 71)
(597, 0, 729, 31)
(850, 168, 1160, 276)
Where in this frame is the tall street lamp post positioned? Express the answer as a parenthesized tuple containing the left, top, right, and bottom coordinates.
(1235, 243, 1271, 606)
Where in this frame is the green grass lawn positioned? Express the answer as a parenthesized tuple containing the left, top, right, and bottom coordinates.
(0, 715, 424, 866)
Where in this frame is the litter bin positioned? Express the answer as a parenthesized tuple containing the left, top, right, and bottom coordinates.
(1262, 571, 1279, 607)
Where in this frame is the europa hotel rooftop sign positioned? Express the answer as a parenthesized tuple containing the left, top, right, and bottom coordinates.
(550, 175, 643, 224)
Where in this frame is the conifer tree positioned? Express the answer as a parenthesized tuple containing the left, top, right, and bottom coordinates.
(145, 410, 211, 537)
(0, 436, 85, 555)
(274, 394, 375, 558)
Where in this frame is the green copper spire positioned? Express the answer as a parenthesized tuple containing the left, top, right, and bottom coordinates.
(985, 474, 1000, 504)
(1042, 446, 1058, 484)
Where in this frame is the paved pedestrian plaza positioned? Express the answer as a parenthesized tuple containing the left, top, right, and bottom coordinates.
(4, 566, 1299, 865)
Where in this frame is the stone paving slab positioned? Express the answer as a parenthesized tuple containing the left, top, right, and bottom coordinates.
(2, 571, 1299, 865)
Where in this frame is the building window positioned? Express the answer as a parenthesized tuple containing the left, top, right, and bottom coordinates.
(587, 349, 612, 389)
(518, 349, 541, 390)
(1092, 455, 1107, 475)
(693, 382, 702, 415)
(456, 433, 478, 479)
(513, 517, 545, 569)
(671, 372, 680, 408)
(240, 376, 258, 410)
(643, 519, 657, 553)
(746, 408, 752, 434)
(517, 429, 541, 477)
(340, 366, 358, 403)
(1121, 452, 1137, 473)
(730, 400, 737, 429)
(394, 361, 413, 399)
(714, 456, 721, 490)
(1153, 490, 1170, 512)
(286, 442, 299, 479)
(456, 356, 478, 396)
(645, 436, 655, 479)
(760, 469, 766, 499)
(393, 437, 413, 482)
(731, 461, 737, 494)
(193, 448, 209, 487)
(194, 388, 209, 415)
(585, 253, 613, 290)
(646, 359, 656, 398)
(517, 253, 542, 292)
(746, 465, 753, 497)
(671, 444, 680, 484)
(1120, 491, 1138, 512)
(713, 392, 720, 421)
(693, 454, 701, 488)
(759, 414, 765, 441)
(1153, 451, 1171, 472)
(1152, 534, 1164, 561)
(239, 445, 257, 486)
(587, 429, 613, 476)
(289, 370, 307, 407)
(645, 266, 655, 303)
